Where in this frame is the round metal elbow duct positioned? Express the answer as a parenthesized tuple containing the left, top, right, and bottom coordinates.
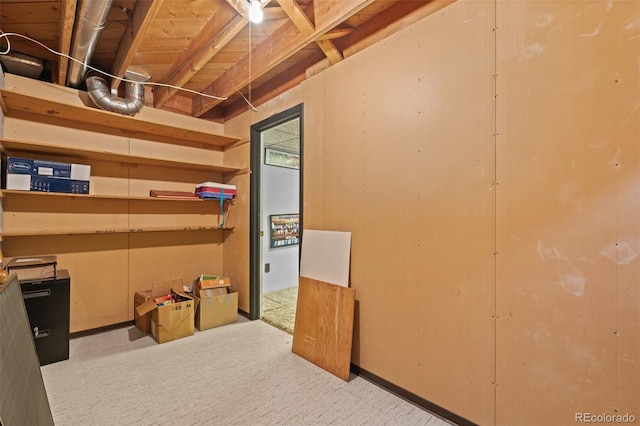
(86, 75, 145, 116)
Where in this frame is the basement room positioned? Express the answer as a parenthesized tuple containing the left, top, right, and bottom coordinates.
(0, 0, 638, 425)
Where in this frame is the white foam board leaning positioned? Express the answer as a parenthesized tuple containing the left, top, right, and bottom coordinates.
(299, 230, 351, 287)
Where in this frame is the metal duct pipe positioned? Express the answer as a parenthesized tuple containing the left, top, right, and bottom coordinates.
(86, 74, 145, 116)
(67, 0, 113, 88)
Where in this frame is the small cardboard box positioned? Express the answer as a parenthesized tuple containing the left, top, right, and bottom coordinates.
(133, 290, 153, 333)
(6, 255, 57, 282)
(133, 278, 182, 334)
(193, 287, 238, 331)
(135, 288, 197, 344)
(195, 274, 231, 290)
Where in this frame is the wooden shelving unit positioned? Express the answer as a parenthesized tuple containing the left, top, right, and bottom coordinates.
(0, 83, 240, 237)
(0, 190, 235, 237)
(0, 88, 239, 148)
(0, 74, 241, 332)
(0, 138, 244, 174)
(0, 226, 234, 238)
(0, 189, 235, 202)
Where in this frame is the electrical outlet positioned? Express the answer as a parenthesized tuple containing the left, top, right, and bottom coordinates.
(264, 263, 270, 273)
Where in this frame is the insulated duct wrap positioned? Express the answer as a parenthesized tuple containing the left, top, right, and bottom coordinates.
(86, 75, 145, 116)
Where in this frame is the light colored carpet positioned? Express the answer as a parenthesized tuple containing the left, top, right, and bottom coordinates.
(41, 319, 451, 426)
(261, 286, 298, 335)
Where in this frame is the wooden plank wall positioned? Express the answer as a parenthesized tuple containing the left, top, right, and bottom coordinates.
(227, 0, 639, 424)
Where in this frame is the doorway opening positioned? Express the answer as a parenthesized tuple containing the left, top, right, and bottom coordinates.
(249, 104, 303, 334)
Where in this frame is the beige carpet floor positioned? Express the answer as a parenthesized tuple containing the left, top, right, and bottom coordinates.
(261, 286, 298, 335)
(41, 319, 451, 425)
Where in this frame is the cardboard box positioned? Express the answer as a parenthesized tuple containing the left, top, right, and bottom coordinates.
(5, 156, 91, 194)
(135, 288, 197, 344)
(6, 156, 91, 180)
(6, 174, 90, 194)
(6, 256, 57, 282)
(193, 288, 238, 331)
(133, 278, 183, 334)
(133, 290, 153, 333)
(195, 274, 231, 290)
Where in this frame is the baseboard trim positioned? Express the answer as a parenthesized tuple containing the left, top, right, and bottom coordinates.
(350, 364, 477, 426)
(70, 321, 133, 339)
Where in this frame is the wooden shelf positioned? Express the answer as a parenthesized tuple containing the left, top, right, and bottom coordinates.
(0, 138, 244, 174)
(0, 189, 236, 202)
(0, 226, 234, 237)
(0, 87, 239, 148)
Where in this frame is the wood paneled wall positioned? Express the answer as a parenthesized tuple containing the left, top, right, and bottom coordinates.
(495, 1, 640, 423)
(227, 0, 639, 424)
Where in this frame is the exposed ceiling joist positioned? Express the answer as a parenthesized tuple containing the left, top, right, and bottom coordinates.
(56, 0, 77, 86)
(210, 49, 326, 121)
(278, 0, 315, 35)
(278, 0, 342, 64)
(315, 39, 342, 64)
(193, 0, 375, 117)
(152, 3, 247, 107)
(340, 0, 456, 59)
(1, 0, 457, 122)
(110, 0, 165, 90)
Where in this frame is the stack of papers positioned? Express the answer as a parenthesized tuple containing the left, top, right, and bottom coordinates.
(195, 182, 236, 200)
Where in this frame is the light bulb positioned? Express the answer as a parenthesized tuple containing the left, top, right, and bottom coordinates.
(249, 0, 263, 24)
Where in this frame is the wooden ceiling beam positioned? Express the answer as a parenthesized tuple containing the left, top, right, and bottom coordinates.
(110, 0, 165, 90)
(263, 6, 290, 21)
(159, 93, 194, 116)
(278, 0, 315, 35)
(317, 28, 354, 40)
(217, 49, 326, 121)
(152, 2, 252, 108)
(315, 39, 342, 64)
(193, 0, 375, 117)
(339, 0, 457, 59)
(278, 0, 341, 64)
(56, 0, 77, 86)
(224, 0, 247, 15)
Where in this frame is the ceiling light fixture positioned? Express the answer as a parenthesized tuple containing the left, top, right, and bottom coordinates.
(248, 0, 264, 24)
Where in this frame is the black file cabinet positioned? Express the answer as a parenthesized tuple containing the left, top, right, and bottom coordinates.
(20, 270, 70, 366)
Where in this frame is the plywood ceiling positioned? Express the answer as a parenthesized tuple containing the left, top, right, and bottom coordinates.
(0, 0, 455, 123)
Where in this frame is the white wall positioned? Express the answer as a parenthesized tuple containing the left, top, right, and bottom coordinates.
(262, 162, 299, 293)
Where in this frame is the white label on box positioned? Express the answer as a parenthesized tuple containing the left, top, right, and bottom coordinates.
(6, 174, 31, 190)
(14, 258, 46, 263)
(37, 167, 54, 176)
(71, 164, 91, 181)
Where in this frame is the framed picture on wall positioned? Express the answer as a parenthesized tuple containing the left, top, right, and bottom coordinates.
(270, 214, 300, 248)
(265, 148, 300, 169)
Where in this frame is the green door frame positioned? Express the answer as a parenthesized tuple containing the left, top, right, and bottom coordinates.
(249, 104, 304, 320)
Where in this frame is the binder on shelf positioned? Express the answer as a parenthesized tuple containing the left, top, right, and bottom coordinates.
(150, 190, 199, 199)
(194, 191, 235, 200)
